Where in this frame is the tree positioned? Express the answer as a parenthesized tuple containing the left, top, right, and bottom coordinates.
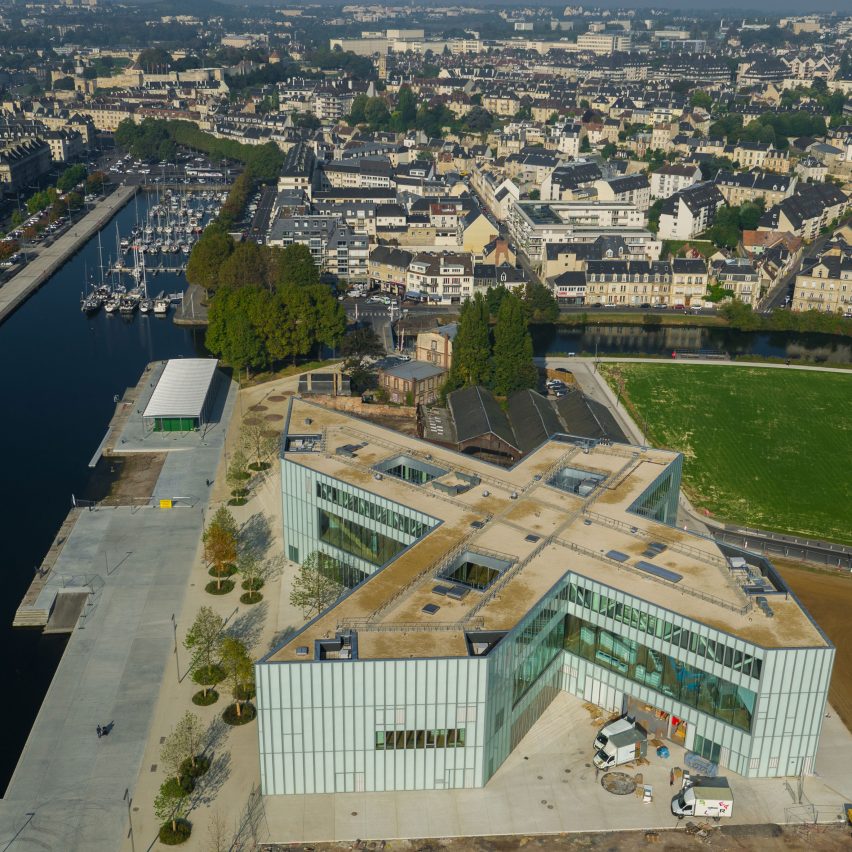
(203, 507, 238, 590)
(220, 636, 254, 717)
(57, 164, 87, 192)
(601, 142, 617, 159)
(186, 224, 234, 292)
(342, 326, 384, 392)
(184, 606, 225, 691)
(272, 243, 320, 289)
(241, 416, 278, 470)
(307, 284, 346, 352)
(154, 781, 190, 835)
(160, 711, 204, 779)
(289, 551, 343, 619)
(205, 287, 267, 375)
(218, 240, 268, 290)
(364, 97, 391, 129)
(397, 85, 417, 127)
(524, 282, 559, 322)
(52, 75, 74, 91)
(580, 136, 591, 153)
(238, 552, 277, 598)
(446, 292, 491, 392)
(491, 290, 537, 397)
(690, 90, 713, 111)
(136, 47, 173, 73)
(226, 447, 251, 493)
(348, 93, 369, 124)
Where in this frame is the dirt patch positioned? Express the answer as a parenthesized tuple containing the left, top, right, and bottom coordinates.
(83, 453, 166, 504)
(775, 558, 852, 732)
(260, 823, 852, 851)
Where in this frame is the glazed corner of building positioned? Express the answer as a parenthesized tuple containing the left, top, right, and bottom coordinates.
(254, 398, 835, 795)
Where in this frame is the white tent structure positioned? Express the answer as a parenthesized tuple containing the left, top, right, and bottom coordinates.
(142, 358, 219, 432)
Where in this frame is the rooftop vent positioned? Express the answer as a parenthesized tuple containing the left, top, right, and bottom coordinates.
(422, 603, 440, 615)
(296, 646, 309, 656)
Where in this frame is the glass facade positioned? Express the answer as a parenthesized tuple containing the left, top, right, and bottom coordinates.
(564, 582, 763, 680)
(318, 508, 410, 567)
(264, 441, 834, 793)
(564, 613, 756, 732)
(629, 455, 682, 524)
(316, 481, 432, 539)
(512, 608, 566, 705)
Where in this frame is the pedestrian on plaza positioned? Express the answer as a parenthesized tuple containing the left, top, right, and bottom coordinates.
(96, 725, 102, 739)
(669, 769, 674, 786)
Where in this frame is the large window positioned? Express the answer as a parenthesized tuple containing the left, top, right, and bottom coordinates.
(562, 582, 762, 680)
(318, 508, 409, 567)
(375, 728, 465, 750)
(316, 481, 432, 539)
(512, 612, 565, 706)
(564, 613, 756, 732)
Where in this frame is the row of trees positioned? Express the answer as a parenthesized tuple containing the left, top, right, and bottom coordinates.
(443, 289, 538, 398)
(202, 505, 277, 600)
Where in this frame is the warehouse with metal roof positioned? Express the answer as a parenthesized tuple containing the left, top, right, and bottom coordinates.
(142, 358, 219, 432)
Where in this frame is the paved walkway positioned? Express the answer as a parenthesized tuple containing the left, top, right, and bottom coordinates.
(540, 355, 852, 374)
(0, 186, 137, 325)
(0, 374, 236, 852)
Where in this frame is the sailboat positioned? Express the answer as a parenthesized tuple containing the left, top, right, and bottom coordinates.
(153, 290, 169, 315)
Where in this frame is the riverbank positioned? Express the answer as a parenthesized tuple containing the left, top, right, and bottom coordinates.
(554, 311, 728, 328)
(0, 185, 138, 326)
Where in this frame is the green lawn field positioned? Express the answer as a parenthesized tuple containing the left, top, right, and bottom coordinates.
(601, 364, 852, 545)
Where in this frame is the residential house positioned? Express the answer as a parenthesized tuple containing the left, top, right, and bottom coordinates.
(378, 361, 446, 405)
(368, 245, 414, 296)
(415, 323, 457, 369)
(657, 182, 725, 241)
(593, 173, 651, 211)
(649, 163, 702, 199)
(714, 170, 796, 207)
(792, 251, 852, 316)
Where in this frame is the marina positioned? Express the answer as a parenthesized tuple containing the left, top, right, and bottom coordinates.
(79, 188, 224, 320)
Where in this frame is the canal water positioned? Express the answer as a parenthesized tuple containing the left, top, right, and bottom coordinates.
(532, 323, 852, 364)
(0, 193, 205, 792)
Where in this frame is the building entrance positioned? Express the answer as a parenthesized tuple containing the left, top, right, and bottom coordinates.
(625, 696, 687, 746)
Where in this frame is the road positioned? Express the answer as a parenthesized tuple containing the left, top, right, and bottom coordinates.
(759, 232, 832, 311)
(247, 185, 275, 242)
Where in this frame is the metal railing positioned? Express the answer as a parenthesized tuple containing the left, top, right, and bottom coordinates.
(583, 511, 730, 570)
(368, 531, 481, 621)
(337, 617, 484, 633)
(553, 536, 753, 616)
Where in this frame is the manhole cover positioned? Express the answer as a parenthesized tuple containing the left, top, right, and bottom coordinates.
(601, 772, 637, 796)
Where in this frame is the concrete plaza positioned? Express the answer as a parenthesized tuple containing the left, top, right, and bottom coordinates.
(0, 371, 236, 852)
(259, 690, 852, 844)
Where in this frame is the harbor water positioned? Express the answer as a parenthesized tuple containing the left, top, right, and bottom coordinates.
(532, 323, 852, 364)
(0, 192, 205, 792)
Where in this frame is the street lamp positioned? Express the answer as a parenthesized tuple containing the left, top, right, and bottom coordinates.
(171, 613, 180, 682)
(123, 789, 135, 852)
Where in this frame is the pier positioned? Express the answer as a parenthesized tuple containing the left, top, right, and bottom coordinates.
(0, 185, 138, 326)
